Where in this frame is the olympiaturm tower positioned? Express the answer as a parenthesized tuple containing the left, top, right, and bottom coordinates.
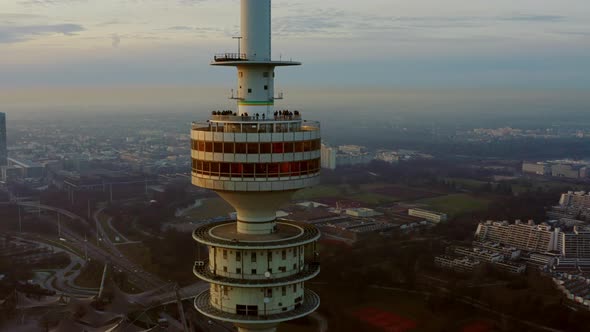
(191, 1, 321, 331)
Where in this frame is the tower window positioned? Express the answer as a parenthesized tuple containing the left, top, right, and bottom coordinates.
(248, 88, 252, 93)
(282, 286, 286, 296)
(236, 252, 241, 262)
(251, 252, 257, 262)
(252, 269, 257, 274)
(223, 266, 227, 272)
(264, 85, 268, 90)
(266, 289, 272, 297)
(236, 268, 241, 274)
(282, 250, 286, 260)
(223, 250, 227, 259)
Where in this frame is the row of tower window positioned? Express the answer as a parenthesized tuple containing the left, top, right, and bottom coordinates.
(192, 139, 321, 154)
(221, 265, 298, 275)
(222, 248, 298, 261)
(213, 283, 299, 298)
(193, 159, 321, 177)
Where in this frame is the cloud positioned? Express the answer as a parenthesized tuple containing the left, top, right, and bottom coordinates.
(18, 0, 87, 5)
(111, 33, 120, 47)
(0, 23, 84, 43)
(500, 15, 566, 22)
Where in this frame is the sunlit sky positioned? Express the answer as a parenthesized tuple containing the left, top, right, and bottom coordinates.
(1, 0, 590, 88)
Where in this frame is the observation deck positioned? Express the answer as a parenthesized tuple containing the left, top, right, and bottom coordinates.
(211, 53, 301, 67)
(193, 220, 321, 250)
(194, 289, 320, 324)
(193, 260, 320, 287)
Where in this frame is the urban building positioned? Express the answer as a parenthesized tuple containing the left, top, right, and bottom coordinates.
(320, 144, 336, 170)
(453, 247, 503, 263)
(493, 261, 526, 274)
(474, 220, 560, 253)
(190, 1, 321, 331)
(408, 208, 447, 223)
(559, 191, 590, 210)
(552, 163, 587, 179)
(345, 208, 383, 218)
(558, 226, 590, 259)
(434, 255, 481, 273)
(522, 162, 551, 176)
(320, 143, 373, 169)
(473, 242, 521, 260)
(553, 273, 590, 309)
(0, 112, 6, 167)
(522, 161, 589, 179)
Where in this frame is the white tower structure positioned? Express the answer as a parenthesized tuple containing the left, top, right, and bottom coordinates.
(191, 1, 321, 331)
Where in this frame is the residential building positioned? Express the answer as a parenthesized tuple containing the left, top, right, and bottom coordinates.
(0, 113, 6, 167)
(320, 144, 336, 170)
(434, 255, 481, 273)
(558, 226, 590, 258)
(474, 220, 560, 252)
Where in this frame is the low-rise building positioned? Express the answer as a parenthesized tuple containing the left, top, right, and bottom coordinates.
(434, 255, 481, 273)
(522, 162, 551, 176)
(493, 261, 526, 274)
(346, 208, 383, 218)
(408, 208, 447, 223)
(454, 247, 503, 263)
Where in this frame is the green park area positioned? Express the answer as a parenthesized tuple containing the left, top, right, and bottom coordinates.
(416, 194, 490, 218)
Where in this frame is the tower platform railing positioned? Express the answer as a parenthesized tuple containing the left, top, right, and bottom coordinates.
(193, 220, 321, 249)
(214, 53, 248, 62)
(209, 114, 302, 122)
(192, 120, 320, 133)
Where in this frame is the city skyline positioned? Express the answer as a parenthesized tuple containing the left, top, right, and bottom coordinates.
(1, 0, 589, 88)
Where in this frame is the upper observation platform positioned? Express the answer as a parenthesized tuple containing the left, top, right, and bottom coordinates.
(191, 112, 320, 135)
(193, 220, 321, 250)
(212, 53, 301, 67)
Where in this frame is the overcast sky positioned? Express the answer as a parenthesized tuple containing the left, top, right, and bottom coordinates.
(1, 0, 590, 88)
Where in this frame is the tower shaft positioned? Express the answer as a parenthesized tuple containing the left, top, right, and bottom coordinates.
(191, 1, 321, 331)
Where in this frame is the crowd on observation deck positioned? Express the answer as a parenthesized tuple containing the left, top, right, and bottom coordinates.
(210, 110, 301, 121)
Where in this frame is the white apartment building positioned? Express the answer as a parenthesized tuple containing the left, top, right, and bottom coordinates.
(474, 220, 560, 253)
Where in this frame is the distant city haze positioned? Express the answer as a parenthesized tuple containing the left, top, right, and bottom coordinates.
(1, 0, 589, 88)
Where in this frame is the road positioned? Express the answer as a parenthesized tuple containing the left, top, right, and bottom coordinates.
(91, 207, 165, 289)
(14, 202, 165, 291)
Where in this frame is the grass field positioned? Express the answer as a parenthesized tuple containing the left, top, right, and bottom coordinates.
(294, 184, 402, 206)
(416, 194, 490, 217)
